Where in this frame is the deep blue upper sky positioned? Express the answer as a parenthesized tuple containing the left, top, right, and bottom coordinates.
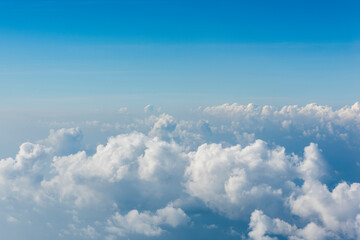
(1, 0, 359, 43)
(0, 0, 359, 109)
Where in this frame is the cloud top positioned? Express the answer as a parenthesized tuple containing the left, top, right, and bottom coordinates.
(1, 102, 360, 239)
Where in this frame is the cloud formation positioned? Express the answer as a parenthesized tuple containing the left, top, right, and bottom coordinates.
(185, 140, 298, 218)
(1, 102, 360, 239)
(106, 205, 189, 237)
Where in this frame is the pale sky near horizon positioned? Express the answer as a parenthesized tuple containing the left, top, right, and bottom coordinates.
(1, 0, 359, 110)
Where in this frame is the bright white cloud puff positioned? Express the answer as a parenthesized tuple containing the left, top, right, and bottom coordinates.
(1, 103, 360, 239)
(106, 205, 189, 237)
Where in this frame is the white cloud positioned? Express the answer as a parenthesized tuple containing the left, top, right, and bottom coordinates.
(246, 143, 360, 239)
(0, 142, 51, 202)
(43, 127, 83, 155)
(106, 205, 189, 237)
(203, 103, 262, 117)
(288, 180, 360, 239)
(202, 102, 360, 146)
(118, 107, 128, 113)
(138, 139, 186, 182)
(6, 216, 19, 223)
(149, 113, 177, 140)
(185, 139, 299, 218)
(248, 210, 330, 240)
(298, 143, 326, 181)
(41, 132, 186, 207)
(204, 224, 218, 229)
(1, 103, 360, 239)
(203, 102, 360, 124)
(248, 210, 296, 240)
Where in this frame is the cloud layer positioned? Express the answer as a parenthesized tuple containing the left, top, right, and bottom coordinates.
(1, 103, 360, 239)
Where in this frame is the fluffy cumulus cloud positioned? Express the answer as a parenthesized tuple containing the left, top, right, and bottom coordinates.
(0, 142, 51, 202)
(41, 127, 83, 155)
(202, 102, 360, 145)
(286, 180, 360, 239)
(185, 140, 297, 218)
(246, 140, 360, 240)
(106, 205, 189, 237)
(248, 178, 360, 240)
(203, 102, 360, 124)
(41, 132, 186, 207)
(1, 102, 360, 239)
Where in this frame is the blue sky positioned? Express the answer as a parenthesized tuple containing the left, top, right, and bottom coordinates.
(0, 0, 359, 110)
(1, 0, 359, 43)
